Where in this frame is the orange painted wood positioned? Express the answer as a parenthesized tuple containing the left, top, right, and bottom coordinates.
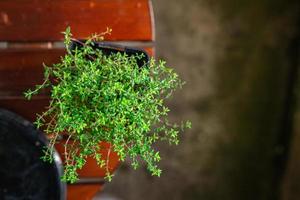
(0, 49, 64, 96)
(0, 97, 49, 122)
(0, 47, 154, 96)
(55, 141, 120, 178)
(67, 184, 103, 200)
(143, 47, 154, 57)
(0, 0, 154, 41)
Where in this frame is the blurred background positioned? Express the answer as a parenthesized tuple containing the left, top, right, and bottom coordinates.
(100, 0, 300, 199)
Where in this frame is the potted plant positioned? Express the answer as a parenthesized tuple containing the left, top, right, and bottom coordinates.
(24, 27, 191, 183)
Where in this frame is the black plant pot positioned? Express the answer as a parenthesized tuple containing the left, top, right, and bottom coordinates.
(70, 40, 149, 68)
(0, 109, 66, 200)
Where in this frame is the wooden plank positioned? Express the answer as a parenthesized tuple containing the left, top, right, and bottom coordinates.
(0, 97, 49, 122)
(0, 49, 64, 96)
(0, 47, 154, 96)
(0, 0, 154, 41)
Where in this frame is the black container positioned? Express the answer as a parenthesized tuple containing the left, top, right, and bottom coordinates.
(0, 109, 66, 200)
(70, 40, 150, 68)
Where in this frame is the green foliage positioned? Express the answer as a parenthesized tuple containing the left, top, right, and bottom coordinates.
(24, 27, 191, 183)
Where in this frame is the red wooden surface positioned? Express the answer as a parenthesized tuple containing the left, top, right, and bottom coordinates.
(0, 47, 153, 97)
(0, 49, 63, 96)
(0, 97, 49, 122)
(0, 0, 154, 41)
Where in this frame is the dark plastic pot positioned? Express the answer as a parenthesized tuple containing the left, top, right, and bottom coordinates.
(70, 40, 150, 68)
(0, 109, 66, 200)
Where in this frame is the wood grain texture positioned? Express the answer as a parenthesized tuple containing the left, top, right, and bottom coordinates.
(0, 0, 154, 41)
(0, 49, 63, 96)
(0, 47, 154, 96)
(0, 97, 49, 122)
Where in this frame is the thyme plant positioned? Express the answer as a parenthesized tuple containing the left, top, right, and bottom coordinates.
(25, 27, 191, 183)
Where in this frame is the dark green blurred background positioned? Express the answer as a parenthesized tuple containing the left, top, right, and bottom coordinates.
(100, 0, 300, 199)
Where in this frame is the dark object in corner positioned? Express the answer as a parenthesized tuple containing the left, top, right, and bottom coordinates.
(0, 109, 66, 200)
